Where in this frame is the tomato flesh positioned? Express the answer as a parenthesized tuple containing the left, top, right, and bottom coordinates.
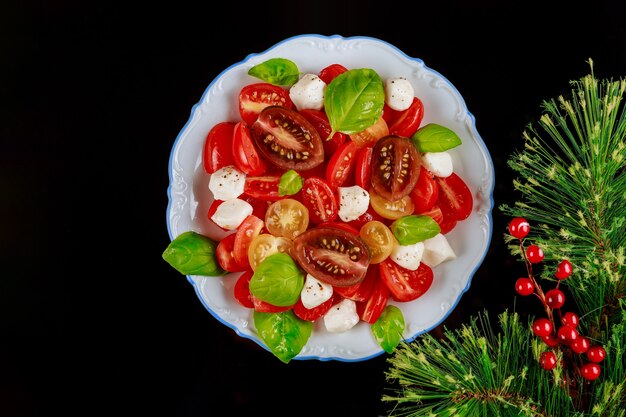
(293, 295, 336, 322)
(326, 140, 359, 189)
(386, 97, 424, 138)
(410, 167, 439, 213)
(333, 264, 379, 302)
(243, 175, 284, 201)
(233, 215, 264, 268)
(436, 173, 473, 221)
(250, 106, 324, 171)
(318, 63, 348, 84)
(300, 177, 338, 224)
(239, 83, 293, 126)
(298, 108, 347, 158)
(203, 122, 235, 174)
(370, 135, 421, 201)
(232, 122, 267, 176)
(292, 227, 371, 287)
(354, 145, 373, 190)
(356, 275, 389, 324)
(233, 270, 255, 308)
(379, 259, 433, 302)
(216, 233, 247, 273)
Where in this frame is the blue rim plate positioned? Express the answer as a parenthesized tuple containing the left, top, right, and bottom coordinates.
(166, 34, 494, 362)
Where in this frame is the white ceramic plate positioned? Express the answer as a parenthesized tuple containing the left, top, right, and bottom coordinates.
(166, 34, 494, 362)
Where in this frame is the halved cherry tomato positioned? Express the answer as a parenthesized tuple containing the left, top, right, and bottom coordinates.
(216, 233, 247, 273)
(349, 116, 389, 148)
(354, 145, 373, 190)
(233, 270, 255, 308)
(436, 173, 473, 221)
(379, 259, 433, 302)
(300, 177, 338, 224)
(334, 263, 379, 302)
(247, 233, 294, 271)
(381, 103, 395, 123)
(264, 198, 309, 240)
(386, 97, 424, 138)
(250, 106, 324, 171)
(292, 227, 371, 287)
(298, 109, 347, 158)
(370, 135, 421, 201)
(233, 215, 264, 268)
(243, 176, 283, 201)
(293, 294, 336, 322)
(410, 167, 439, 213)
(318, 63, 348, 85)
(369, 187, 415, 220)
(232, 122, 267, 176)
(240, 195, 272, 220)
(356, 274, 389, 324)
(238, 83, 293, 126)
(326, 140, 359, 189)
(203, 122, 235, 174)
(251, 295, 294, 313)
(359, 220, 397, 264)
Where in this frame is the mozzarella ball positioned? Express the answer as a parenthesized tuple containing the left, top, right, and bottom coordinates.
(421, 152, 454, 178)
(323, 298, 359, 333)
(289, 73, 326, 111)
(208, 165, 246, 200)
(210, 198, 253, 230)
(338, 185, 370, 222)
(384, 77, 414, 111)
(300, 274, 334, 309)
(421, 233, 457, 268)
(390, 242, 425, 271)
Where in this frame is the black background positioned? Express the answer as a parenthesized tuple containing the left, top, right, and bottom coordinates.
(4, 1, 626, 416)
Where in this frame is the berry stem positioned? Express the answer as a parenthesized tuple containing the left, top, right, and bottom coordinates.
(519, 239, 555, 327)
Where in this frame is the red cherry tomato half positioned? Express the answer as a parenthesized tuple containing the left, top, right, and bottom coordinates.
(250, 106, 324, 171)
(410, 167, 439, 213)
(298, 108, 348, 158)
(233, 214, 264, 268)
(300, 177, 338, 224)
(215, 233, 247, 273)
(317, 221, 360, 236)
(354, 145, 373, 190)
(238, 82, 293, 126)
(435, 173, 473, 221)
(233, 270, 254, 308)
(232, 122, 267, 176)
(293, 295, 336, 322)
(333, 264, 379, 302)
(347, 206, 387, 230)
(356, 275, 389, 324)
(326, 140, 359, 189)
(243, 175, 284, 201)
(251, 295, 294, 313)
(370, 135, 421, 201)
(318, 63, 348, 85)
(379, 259, 433, 302)
(240, 195, 272, 219)
(292, 227, 371, 287)
(416, 205, 457, 234)
(203, 121, 236, 174)
(386, 97, 424, 138)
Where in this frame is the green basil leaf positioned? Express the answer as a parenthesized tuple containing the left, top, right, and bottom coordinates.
(249, 253, 304, 306)
(247, 58, 300, 86)
(411, 123, 462, 152)
(324, 68, 384, 136)
(254, 310, 313, 363)
(390, 215, 441, 245)
(371, 305, 405, 354)
(162, 231, 226, 276)
(278, 169, 304, 196)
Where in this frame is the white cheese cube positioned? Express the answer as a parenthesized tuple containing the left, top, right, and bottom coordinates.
(210, 198, 253, 230)
(323, 298, 359, 333)
(384, 77, 414, 111)
(338, 185, 369, 222)
(300, 274, 334, 309)
(421, 233, 456, 268)
(208, 165, 246, 200)
(421, 152, 453, 178)
(390, 242, 425, 271)
(289, 73, 326, 111)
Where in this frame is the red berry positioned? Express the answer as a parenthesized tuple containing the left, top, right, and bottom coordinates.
(509, 217, 530, 239)
(515, 278, 534, 296)
(557, 325, 578, 345)
(540, 351, 557, 370)
(561, 312, 579, 327)
(555, 259, 573, 280)
(586, 346, 606, 363)
(581, 362, 601, 380)
(526, 245, 544, 263)
(542, 333, 559, 347)
(545, 289, 565, 309)
(532, 318, 553, 337)
(571, 336, 590, 354)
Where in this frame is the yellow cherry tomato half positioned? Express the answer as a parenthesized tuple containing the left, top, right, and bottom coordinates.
(359, 220, 397, 264)
(369, 187, 415, 220)
(247, 234, 294, 270)
(264, 198, 309, 240)
(349, 116, 389, 148)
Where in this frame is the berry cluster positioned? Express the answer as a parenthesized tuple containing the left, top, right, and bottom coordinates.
(508, 217, 606, 381)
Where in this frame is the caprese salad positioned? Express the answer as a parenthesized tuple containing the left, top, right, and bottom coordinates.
(163, 57, 473, 363)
